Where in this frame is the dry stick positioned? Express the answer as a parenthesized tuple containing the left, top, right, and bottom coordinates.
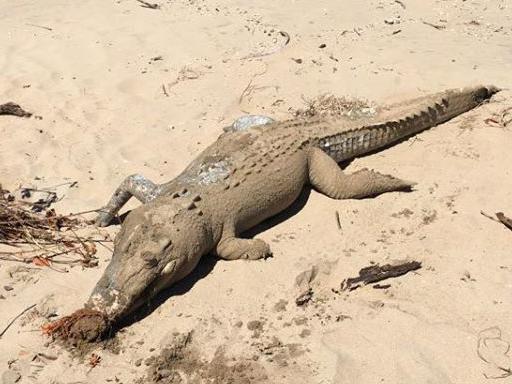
(496, 212, 512, 231)
(66, 208, 101, 217)
(334, 211, 342, 231)
(0, 304, 37, 338)
(422, 20, 446, 30)
(96, 240, 113, 253)
(341, 261, 422, 291)
(162, 84, 169, 97)
(238, 79, 254, 105)
(481, 210, 512, 231)
(136, 0, 159, 9)
(3, 238, 111, 246)
(25, 23, 53, 31)
(394, 0, 406, 9)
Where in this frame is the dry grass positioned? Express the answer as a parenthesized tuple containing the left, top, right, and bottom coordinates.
(0, 185, 108, 268)
(294, 93, 377, 120)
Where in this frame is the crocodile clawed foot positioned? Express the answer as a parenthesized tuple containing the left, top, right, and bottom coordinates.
(217, 237, 272, 260)
(95, 210, 114, 227)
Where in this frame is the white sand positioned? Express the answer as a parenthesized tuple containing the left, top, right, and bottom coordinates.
(1, 0, 512, 383)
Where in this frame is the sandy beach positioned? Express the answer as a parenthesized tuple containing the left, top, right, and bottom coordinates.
(1, 0, 512, 383)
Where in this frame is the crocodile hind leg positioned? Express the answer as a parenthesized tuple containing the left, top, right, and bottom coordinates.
(95, 174, 160, 227)
(308, 147, 415, 199)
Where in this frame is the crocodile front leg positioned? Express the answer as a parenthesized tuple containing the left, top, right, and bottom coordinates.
(216, 224, 272, 260)
(308, 147, 414, 199)
(216, 237, 272, 260)
(95, 174, 161, 227)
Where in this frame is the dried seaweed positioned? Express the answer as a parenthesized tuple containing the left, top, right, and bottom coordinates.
(0, 102, 32, 117)
(341, 260, 422, 291)
(0, 185, 105, 267)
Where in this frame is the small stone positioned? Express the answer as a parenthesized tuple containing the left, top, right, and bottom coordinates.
(134, 359, 142, 367)
(3, 286, 13, 292)
(1, 370, 21, 384)
(158, 369, 172, 379)
(319, 43, 326, 48)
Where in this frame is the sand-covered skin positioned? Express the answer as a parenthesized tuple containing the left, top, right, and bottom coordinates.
(1, 0, 512, 383)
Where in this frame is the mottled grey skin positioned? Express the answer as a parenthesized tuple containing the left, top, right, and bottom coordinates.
(89, 85, 498, 322)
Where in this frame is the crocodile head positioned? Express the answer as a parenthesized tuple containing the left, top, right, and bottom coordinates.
(86, 196, 214, 323)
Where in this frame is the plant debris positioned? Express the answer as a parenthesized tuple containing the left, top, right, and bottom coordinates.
(42, 308, 110, 345)
(422, 20, 446, 30)
(0, 185, 105, 268)
(136, 0, 159, 9)
(496, 212, 512, 231)
(294, 94, 377, 120)
(341, 260, 422, 291)
(88, 353, 102, 368)
(484, 106, 512, 128)
(295, 288, 313, 306)
(0, 102, 32, 117)
(0, 303, 36, 339)
(481, 210, 512, 232)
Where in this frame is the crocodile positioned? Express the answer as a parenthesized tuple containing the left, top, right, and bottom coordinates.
(88, 85, 498, 323)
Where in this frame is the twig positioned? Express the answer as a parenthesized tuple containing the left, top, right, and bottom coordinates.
(162, 84, 169, 97)
(481, 210, 512, 231)
(496, 212, 512, 231)
(66, 208, 101, 217)
(341, 260, 422, 291)
(394, 0, 406, 9)
(334, 210, 342, 231)
(136, 0, 159, 9)
(238, 79, 254, 105)
(0, 304, 36, 338)
(422, 20, 446, 30)
(25, 23, 53, 31)
(480, 210, 501, 223)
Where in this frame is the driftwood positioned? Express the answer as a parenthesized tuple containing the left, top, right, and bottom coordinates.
(341, 260, 422, 291)
(0, 102, 32, 117)
(496, 212, 512, 231)
(481, 211, 512, 232)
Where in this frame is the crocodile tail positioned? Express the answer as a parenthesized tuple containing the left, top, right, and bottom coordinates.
(437, 85, 499, 120)
(320, 85, 499, 161)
